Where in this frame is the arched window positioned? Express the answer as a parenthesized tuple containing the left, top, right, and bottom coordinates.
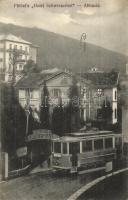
(97, 89, 103, 96)
(9, 44, 12, 49)
(52, 89, 61, 97)
(115, 90, 117, 100)
(114, 108, 117, 119)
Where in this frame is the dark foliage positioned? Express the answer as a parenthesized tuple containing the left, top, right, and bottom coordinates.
(51, 102, 64, 136)
(1, 83, 26, 155)
(40, 81, 50, 129)
(66, 77, 81, 132)
(27, 107, 35, 135)
(101, 99, 113, 122)
(22, 59, 40, 75)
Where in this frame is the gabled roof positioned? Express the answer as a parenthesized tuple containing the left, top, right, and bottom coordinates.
(16, 72, 51, 88)
(80, 71, 119, 88)
(16, 70, 91, 89)
(0, 34, 31, 45)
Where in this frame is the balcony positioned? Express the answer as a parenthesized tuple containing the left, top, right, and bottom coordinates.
(7, 49, 29, 55)
(16, 59, 26, 63)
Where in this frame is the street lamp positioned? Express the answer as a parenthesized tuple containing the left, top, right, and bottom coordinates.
(80, 33, 87, 52)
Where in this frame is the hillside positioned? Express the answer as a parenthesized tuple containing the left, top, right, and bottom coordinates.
(0, 22, 127, 73)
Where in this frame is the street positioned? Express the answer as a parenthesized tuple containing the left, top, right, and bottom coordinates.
(0, 171, 100, 200)
(79, 170, 128, 200)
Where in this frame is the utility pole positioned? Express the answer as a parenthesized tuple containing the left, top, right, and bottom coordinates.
(25, 99, 30, 136)
(9, 47, 20, 85)
(12, 48, 17, 85)
(11, 48, 18, 161)
(80, 33, 87, 121)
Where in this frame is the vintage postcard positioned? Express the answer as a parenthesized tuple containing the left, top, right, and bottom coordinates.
(0, 0, 128, 199)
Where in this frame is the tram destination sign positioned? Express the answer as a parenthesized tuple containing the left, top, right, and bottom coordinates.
(27, 129, 52, 141)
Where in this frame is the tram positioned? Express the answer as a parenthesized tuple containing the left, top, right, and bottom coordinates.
(51, 130, 122, 174)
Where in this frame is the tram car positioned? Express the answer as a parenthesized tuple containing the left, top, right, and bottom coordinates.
(51, 130, 122, 174)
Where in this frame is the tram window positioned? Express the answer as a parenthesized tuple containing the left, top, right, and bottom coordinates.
(63, 143, 67, 154)
(105, 138, 113, 149)
(69, 142, 80, 154)
(52, 142, 53, 152)
(94, 139, 103, 150)
(54, 142, 61, 153)
(82, 140, 92, 152)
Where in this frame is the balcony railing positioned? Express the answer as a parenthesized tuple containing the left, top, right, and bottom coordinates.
(7, 49, 29, 55)
(16, 59, 26, 63)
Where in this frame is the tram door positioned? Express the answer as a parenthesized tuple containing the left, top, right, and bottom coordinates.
(69, 142, 80, 167)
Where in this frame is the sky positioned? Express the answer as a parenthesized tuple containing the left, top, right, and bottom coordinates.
(0, 0, 128, 55)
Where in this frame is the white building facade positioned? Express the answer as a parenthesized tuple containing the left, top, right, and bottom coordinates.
(0, 34, 38, 82)
(16, 71, 92, 123)
(16, 70, 119, 125)
(80, 69, 119, 124)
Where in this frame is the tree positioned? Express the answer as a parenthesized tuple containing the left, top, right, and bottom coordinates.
(101, 99, 113, 122)
(51, 99, 64, 136)
(22, 59, 40, 75)
(66, 76, 81, 132)
(27, 107, 35, 135)
(40, 81, 50, 129)
(1, 83, 26, 155)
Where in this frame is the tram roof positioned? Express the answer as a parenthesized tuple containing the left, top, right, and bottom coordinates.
(53, 136, 81, 142)
(52, 132, 122, 142)
(69, 131, 113, 137)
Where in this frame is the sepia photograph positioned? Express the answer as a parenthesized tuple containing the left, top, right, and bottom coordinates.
(0, 0, 128, 199)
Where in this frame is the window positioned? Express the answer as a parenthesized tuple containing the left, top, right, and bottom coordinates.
(20, 46, 22, 50)
(19, 54, 22, 59)
(105, 138, 113, 149)
(9, 53, 11, 58)
(9, 44, 12, 49)
(0, 58, 3, 62)
(62, 143, 67, 154)
(19, 90, 26, 98)
(97, 89, 103, 96)
(25, 47, 28, 52)
(14, 45, 17, 49)
(54, 142, 61, 153)
(115, 90, 117, 100)
(52, 89, 61, 97)
(19, 64, 23, 70)
(69, 142, 80, 154)
(114, 108, 117, 119)
(94, 139, 103, 150)
(82, 140, 92, 152)
(30, 90, 39, 99)
(30, 91, 34, 99)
